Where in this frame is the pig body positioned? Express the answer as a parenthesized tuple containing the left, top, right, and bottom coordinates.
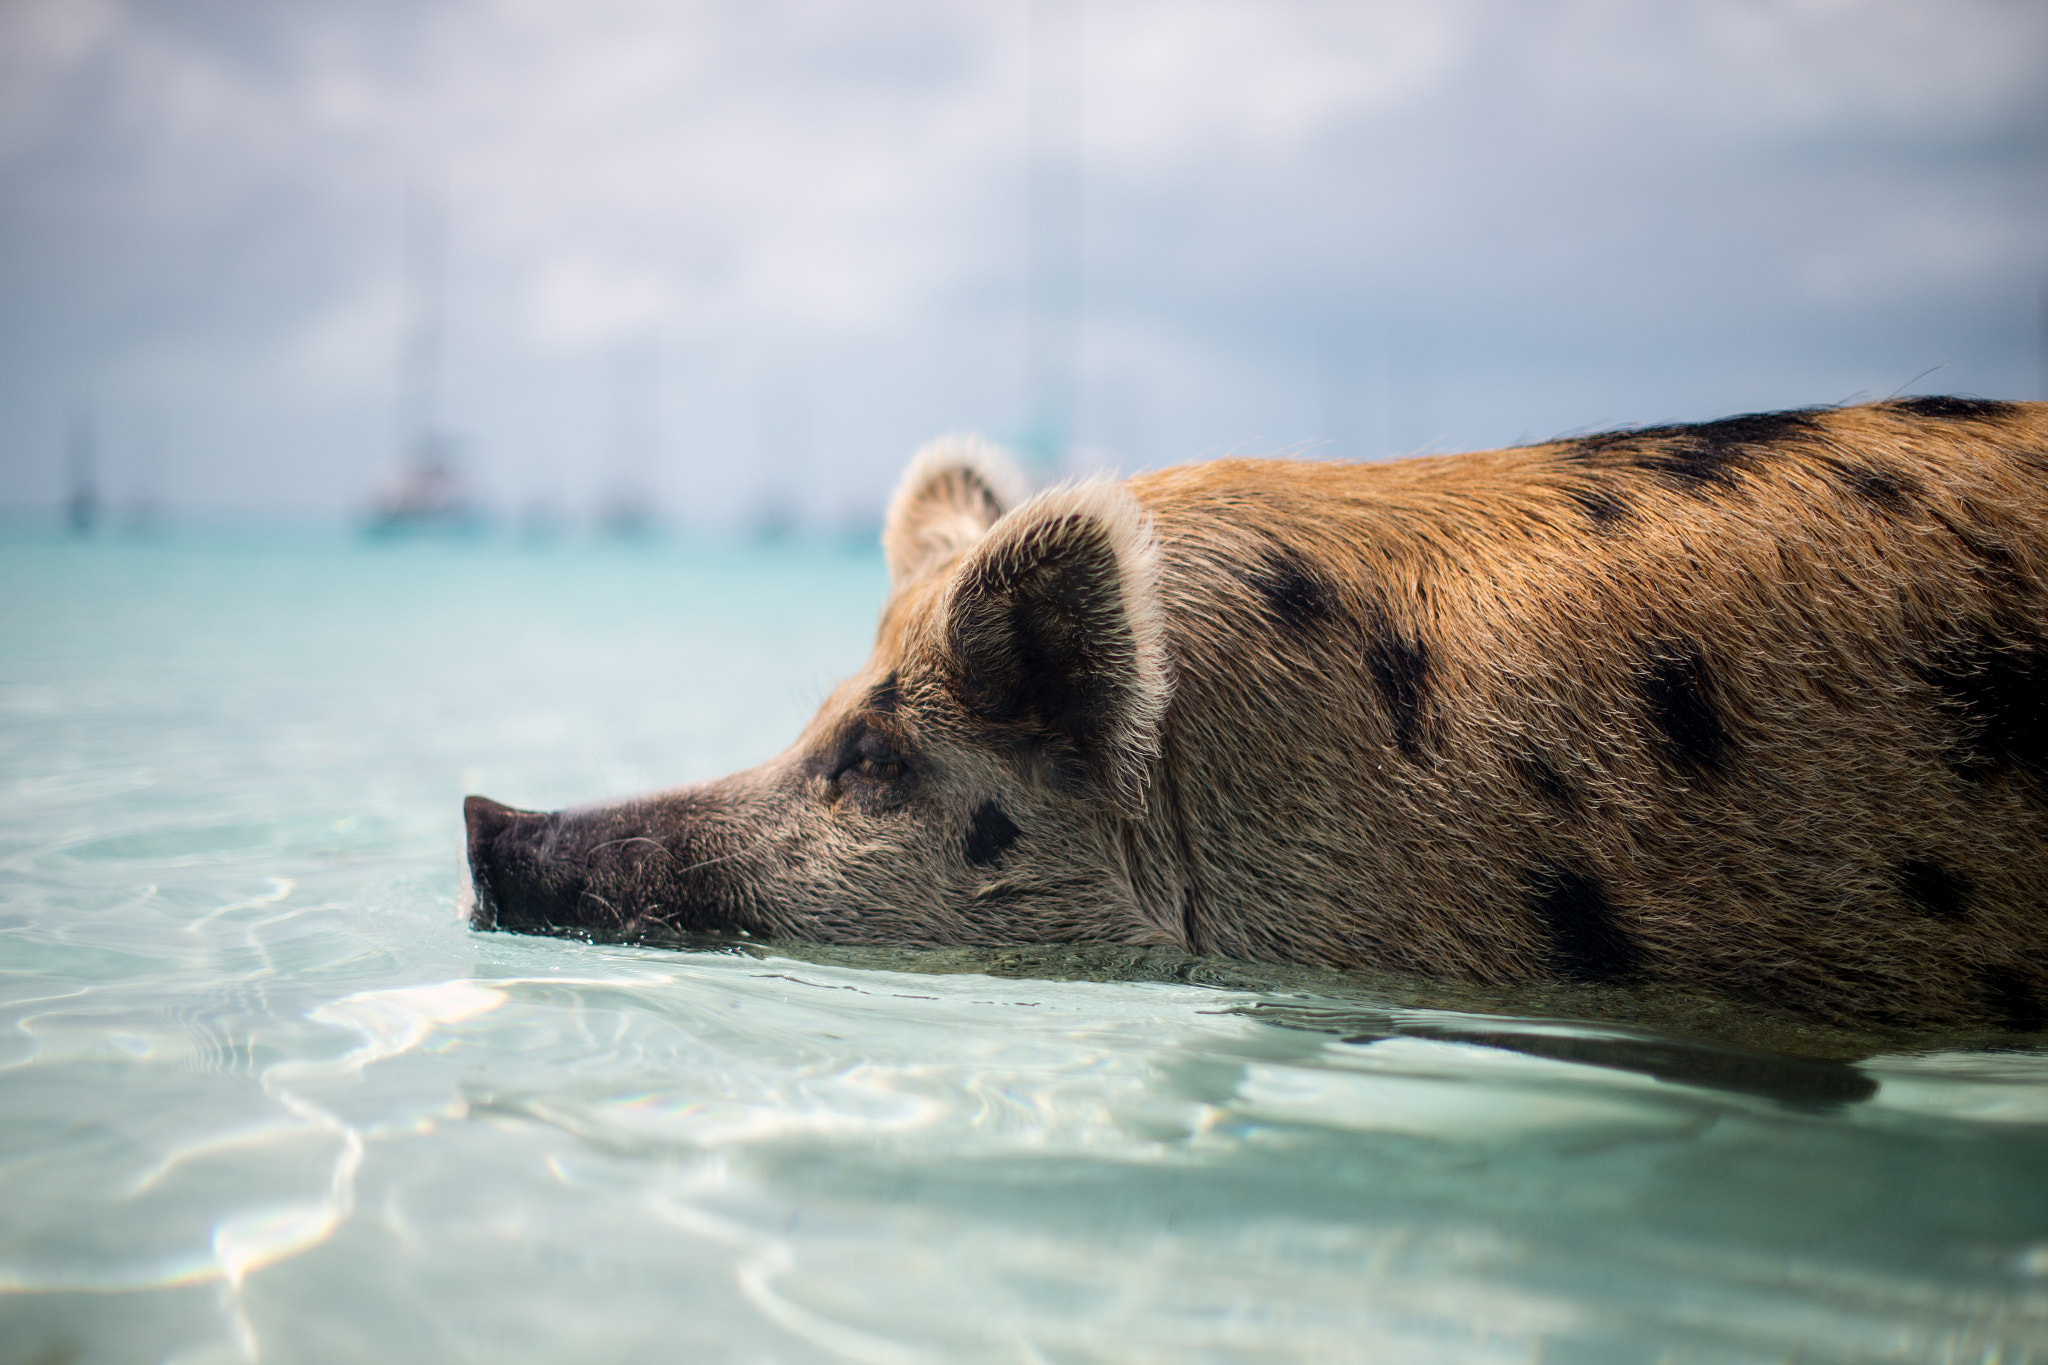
(467, 398, 2048, 1029)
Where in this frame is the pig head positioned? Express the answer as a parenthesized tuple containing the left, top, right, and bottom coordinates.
(464, 436, 1179, 949)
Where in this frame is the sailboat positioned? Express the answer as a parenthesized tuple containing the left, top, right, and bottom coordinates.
(365, 186, 480, 537)
(366, 432, 477, 535)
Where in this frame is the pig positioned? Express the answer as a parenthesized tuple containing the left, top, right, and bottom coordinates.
(465, 397, 2048, 1029)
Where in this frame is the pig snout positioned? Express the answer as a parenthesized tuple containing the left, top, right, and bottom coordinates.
(464, 795, 570, 932)
(464, 793, 717, 937)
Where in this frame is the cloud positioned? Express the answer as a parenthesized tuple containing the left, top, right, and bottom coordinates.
(0, 0, 2041, 517)
(527, 255, 677, 349)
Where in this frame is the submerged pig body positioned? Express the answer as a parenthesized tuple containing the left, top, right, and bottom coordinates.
(467, 398, 2048, 1028)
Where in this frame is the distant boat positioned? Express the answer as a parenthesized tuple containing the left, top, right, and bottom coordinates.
(365, 183, 482, 539)
(365, 434, 480, 537)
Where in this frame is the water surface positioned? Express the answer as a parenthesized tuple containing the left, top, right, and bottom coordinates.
(4, 530, 2045, 1364)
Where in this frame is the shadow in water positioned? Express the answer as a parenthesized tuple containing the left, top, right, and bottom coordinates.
(524, 924, 2042, 1068)
(1233, 1000, 1879, 1106)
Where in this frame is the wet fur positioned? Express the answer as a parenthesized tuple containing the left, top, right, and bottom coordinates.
(468, 401, 2048, 1029)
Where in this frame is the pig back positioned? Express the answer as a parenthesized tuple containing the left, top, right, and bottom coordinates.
(1125, 399, 2048, 1029)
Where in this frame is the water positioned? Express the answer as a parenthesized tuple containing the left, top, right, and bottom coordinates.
(4, 529, 2047, 1364)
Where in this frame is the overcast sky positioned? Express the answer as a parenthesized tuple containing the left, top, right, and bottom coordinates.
(2, 0, 2044, 526)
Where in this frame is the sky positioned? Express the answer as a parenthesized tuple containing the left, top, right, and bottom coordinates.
(1, 0, 2044, 528)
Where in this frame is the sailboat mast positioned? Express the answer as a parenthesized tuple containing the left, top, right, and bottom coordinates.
(399, 183, 446, 469)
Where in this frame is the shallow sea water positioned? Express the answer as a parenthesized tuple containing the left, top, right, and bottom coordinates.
(4, 529, 2047, 1364)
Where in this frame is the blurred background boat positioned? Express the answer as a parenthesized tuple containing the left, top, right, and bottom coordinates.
(364, 434, 480, 537)
(364, 185, 482, 538)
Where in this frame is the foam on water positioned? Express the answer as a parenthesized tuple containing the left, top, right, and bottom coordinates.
(3, 530, 2046, 1364)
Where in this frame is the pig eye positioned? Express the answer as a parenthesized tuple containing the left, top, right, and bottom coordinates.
(836, 730, 911, 786)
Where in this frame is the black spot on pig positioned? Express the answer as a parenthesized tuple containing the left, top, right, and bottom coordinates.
(1897, 858, 1971, 922)
(1628, 409, 1822, 497)
(1565, 483, 1632, 529)
(1890, 396, 2021, 423)
(1528, 865, 1641, 983)
(1838, 464, 1917, 514)
(964, 801, 1021, 867)
(1638, 646, 1734, 779)
(1917, 634, 2048, 787)
(1245, 544, 1337, 635)
(1362, 606, 1432, 760)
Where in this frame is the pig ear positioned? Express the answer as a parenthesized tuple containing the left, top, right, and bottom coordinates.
(941, 481, 1171, 812)
(883, 433, 1029, 588)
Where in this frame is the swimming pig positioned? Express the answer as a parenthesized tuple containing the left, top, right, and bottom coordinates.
(466, 398, 2048, 1029)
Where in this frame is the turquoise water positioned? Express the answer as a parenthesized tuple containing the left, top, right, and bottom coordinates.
(4, 530, 2046, 1364)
